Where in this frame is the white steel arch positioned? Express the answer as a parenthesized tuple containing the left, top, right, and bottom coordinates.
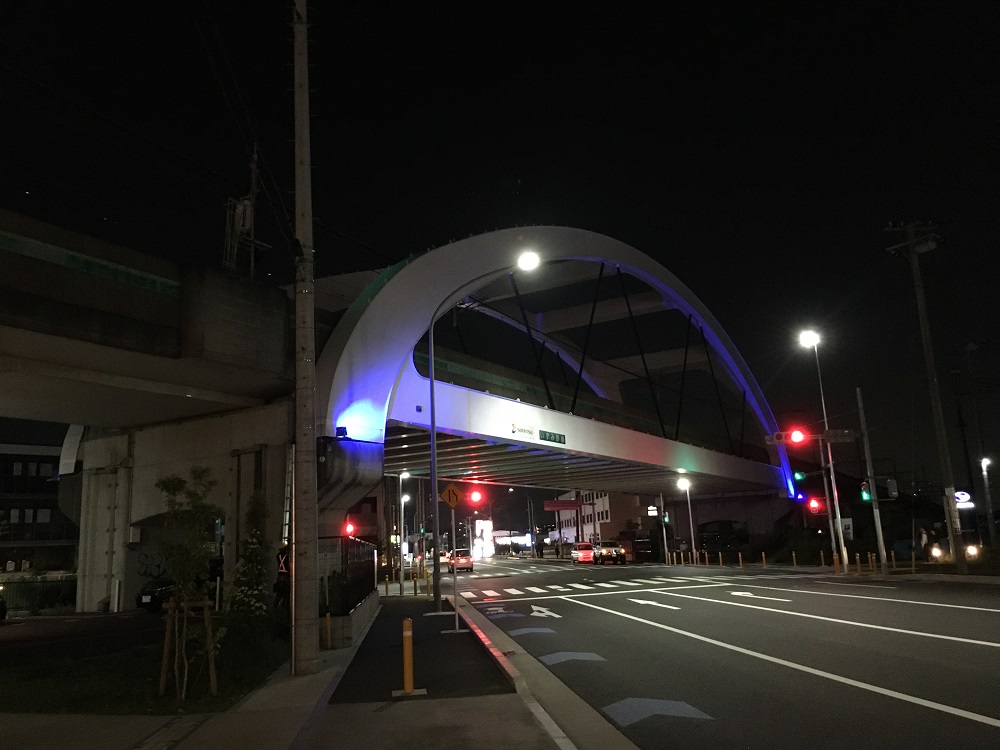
(315, 226, 793, 495)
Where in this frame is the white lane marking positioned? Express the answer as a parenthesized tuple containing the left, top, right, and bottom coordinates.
(548, 585, 570, 591)
(616, 580, 642, 586)
(568, 583, 593, 590)
(460, 592, 477, 599)
(629, 579, 662, 585)
(482, 590, 501, 597)
(732, 592, 792, 602)
(531, 605, 561, 618)
(816, 580, 897, 589)
(594, 582, 618, 588)
(504, 588, 525, 595)
(630, 598, 681, 611)
(713, 583, 1000, 613)
(526, 587, 547, 593)
(567, 597, 1000, 729)
(653, 590, 1000, 648)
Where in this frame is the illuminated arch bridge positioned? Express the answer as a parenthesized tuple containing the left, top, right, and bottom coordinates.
(315, 226, 793, 514)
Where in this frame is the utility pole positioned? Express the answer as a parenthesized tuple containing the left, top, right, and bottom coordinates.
(291, 0, 319, 675)
(886, 222, 966, 573)
(857, 388, 888, 574)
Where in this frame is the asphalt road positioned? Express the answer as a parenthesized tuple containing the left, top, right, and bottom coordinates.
(0, 610, 164, 661)
(448, 556, 1000, 749)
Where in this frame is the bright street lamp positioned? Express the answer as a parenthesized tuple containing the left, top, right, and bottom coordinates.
(428, 250, 540, 611)
(397, 472, 410, 596)
(677, 477, 696, 564)
(982, 458, 997, 547)
(798, 330, 848, 566)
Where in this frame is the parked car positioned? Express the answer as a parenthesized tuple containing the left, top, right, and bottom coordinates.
(448, 548, 474, 573)
(0, 584, 7, 621)
(571, 542, 596, 564)
(597, 540, 627, 565)
(136, 578, 176, 613)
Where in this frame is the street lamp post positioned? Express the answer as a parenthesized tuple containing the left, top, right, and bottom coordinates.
(397, 472, 410, 596)
(983, 458, 996, 547)
(887, 224, 966, 573)
(799, 330, 849, 566)
(677, 478, 696, 564)
(428, 250, 540, 611)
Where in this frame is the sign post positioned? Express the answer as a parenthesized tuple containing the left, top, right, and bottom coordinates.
(440, 483, 467, 634)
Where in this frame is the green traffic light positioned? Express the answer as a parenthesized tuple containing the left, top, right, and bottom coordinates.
(793, 471, 806, 481)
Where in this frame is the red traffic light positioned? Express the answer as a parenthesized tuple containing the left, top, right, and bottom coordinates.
(470, 490, 483, 503)
(770, 428, 810, 445)
(344, 521, 356, 535)
(807, 498, 823, 514)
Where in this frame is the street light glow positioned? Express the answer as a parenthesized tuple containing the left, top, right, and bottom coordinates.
(517, 250, 540, 270)
(983, 458, 992, 470)
(401, 493, 410, 503)
(400, 471, 410, 480)
(799, 330, 820, 349)
(677, 477, 691, 491)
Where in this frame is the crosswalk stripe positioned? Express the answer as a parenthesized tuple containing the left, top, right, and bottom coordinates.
(594, 582, 617, 588)
(617, 580, 641, 586)
(630, 579, 660, 585)
(568, 583, 592, 590)
(482, 590, 501, 597)
(548, 585, 569, 591)
(504, 588, 524, 595)
(526, 586, 547, 593)
(460, 592, 477, 599)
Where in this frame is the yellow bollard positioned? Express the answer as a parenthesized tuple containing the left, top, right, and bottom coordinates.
(402, 618, 414, 695)
(738, 551, 743, 568)
(761, 551, 767, 567)
(891, 550, 897, 570)
(868, 552, 875, 574)
(820, 550, 825, 568)
(718, 551, 723, 567)
(384, 572, 389, 596)
(792, 551, 797, 567)
(833, 552, 840, 574)
(855, 553, 862, 574)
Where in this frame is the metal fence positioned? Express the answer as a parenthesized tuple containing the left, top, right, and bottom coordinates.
(317, 535, 376, 616)
(0, 575, 77, 614)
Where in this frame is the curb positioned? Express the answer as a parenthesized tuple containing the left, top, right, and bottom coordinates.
(453, 596, 639, 750)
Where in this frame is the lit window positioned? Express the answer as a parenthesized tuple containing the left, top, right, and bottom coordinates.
(13, 462, 22, 476)
(10, 509, 20, 523)
(37, 509, 51, 523)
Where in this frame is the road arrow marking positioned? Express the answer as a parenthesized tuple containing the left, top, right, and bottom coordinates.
(539, 651, 605, 665)
(509, 627, 556, 636)
(629, 599, 681, 610)
(603, 697, 713, 726)
(731, 591, 791, 602)
(530, 605, 561, 618)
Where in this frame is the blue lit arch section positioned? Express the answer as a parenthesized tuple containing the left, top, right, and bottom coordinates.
(315, 226, 794, 496)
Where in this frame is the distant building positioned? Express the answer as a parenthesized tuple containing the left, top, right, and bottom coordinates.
(0, 419, 77, 573)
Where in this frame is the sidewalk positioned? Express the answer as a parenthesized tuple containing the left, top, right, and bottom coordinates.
(5, 587, 626, 750)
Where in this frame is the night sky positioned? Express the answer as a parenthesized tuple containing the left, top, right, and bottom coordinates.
(2, 2, 998, 494)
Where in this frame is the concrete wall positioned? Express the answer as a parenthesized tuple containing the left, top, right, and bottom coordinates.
(76, 401, 293, 612)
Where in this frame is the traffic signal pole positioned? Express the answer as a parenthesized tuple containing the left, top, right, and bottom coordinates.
(857, 388, 888, 574)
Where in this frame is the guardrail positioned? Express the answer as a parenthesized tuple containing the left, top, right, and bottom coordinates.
(318, 536, 377, 616)
(0, 574, 77, 614)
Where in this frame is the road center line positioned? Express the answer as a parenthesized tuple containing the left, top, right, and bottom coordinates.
(565, 597, 1000, 729)
(652, 590, 1000, 647)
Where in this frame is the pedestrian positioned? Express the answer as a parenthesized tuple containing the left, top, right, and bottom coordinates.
(917, 527, 928, 560)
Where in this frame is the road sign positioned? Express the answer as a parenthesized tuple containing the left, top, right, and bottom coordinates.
(441, 483, 462, 509)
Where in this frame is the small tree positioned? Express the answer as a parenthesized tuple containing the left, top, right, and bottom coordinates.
(229, 492, 269, 618)
(155, 467, 224, 702)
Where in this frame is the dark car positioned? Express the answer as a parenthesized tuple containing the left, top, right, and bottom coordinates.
(136, 578, 175, 613)
(0, 584, 7, 621)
